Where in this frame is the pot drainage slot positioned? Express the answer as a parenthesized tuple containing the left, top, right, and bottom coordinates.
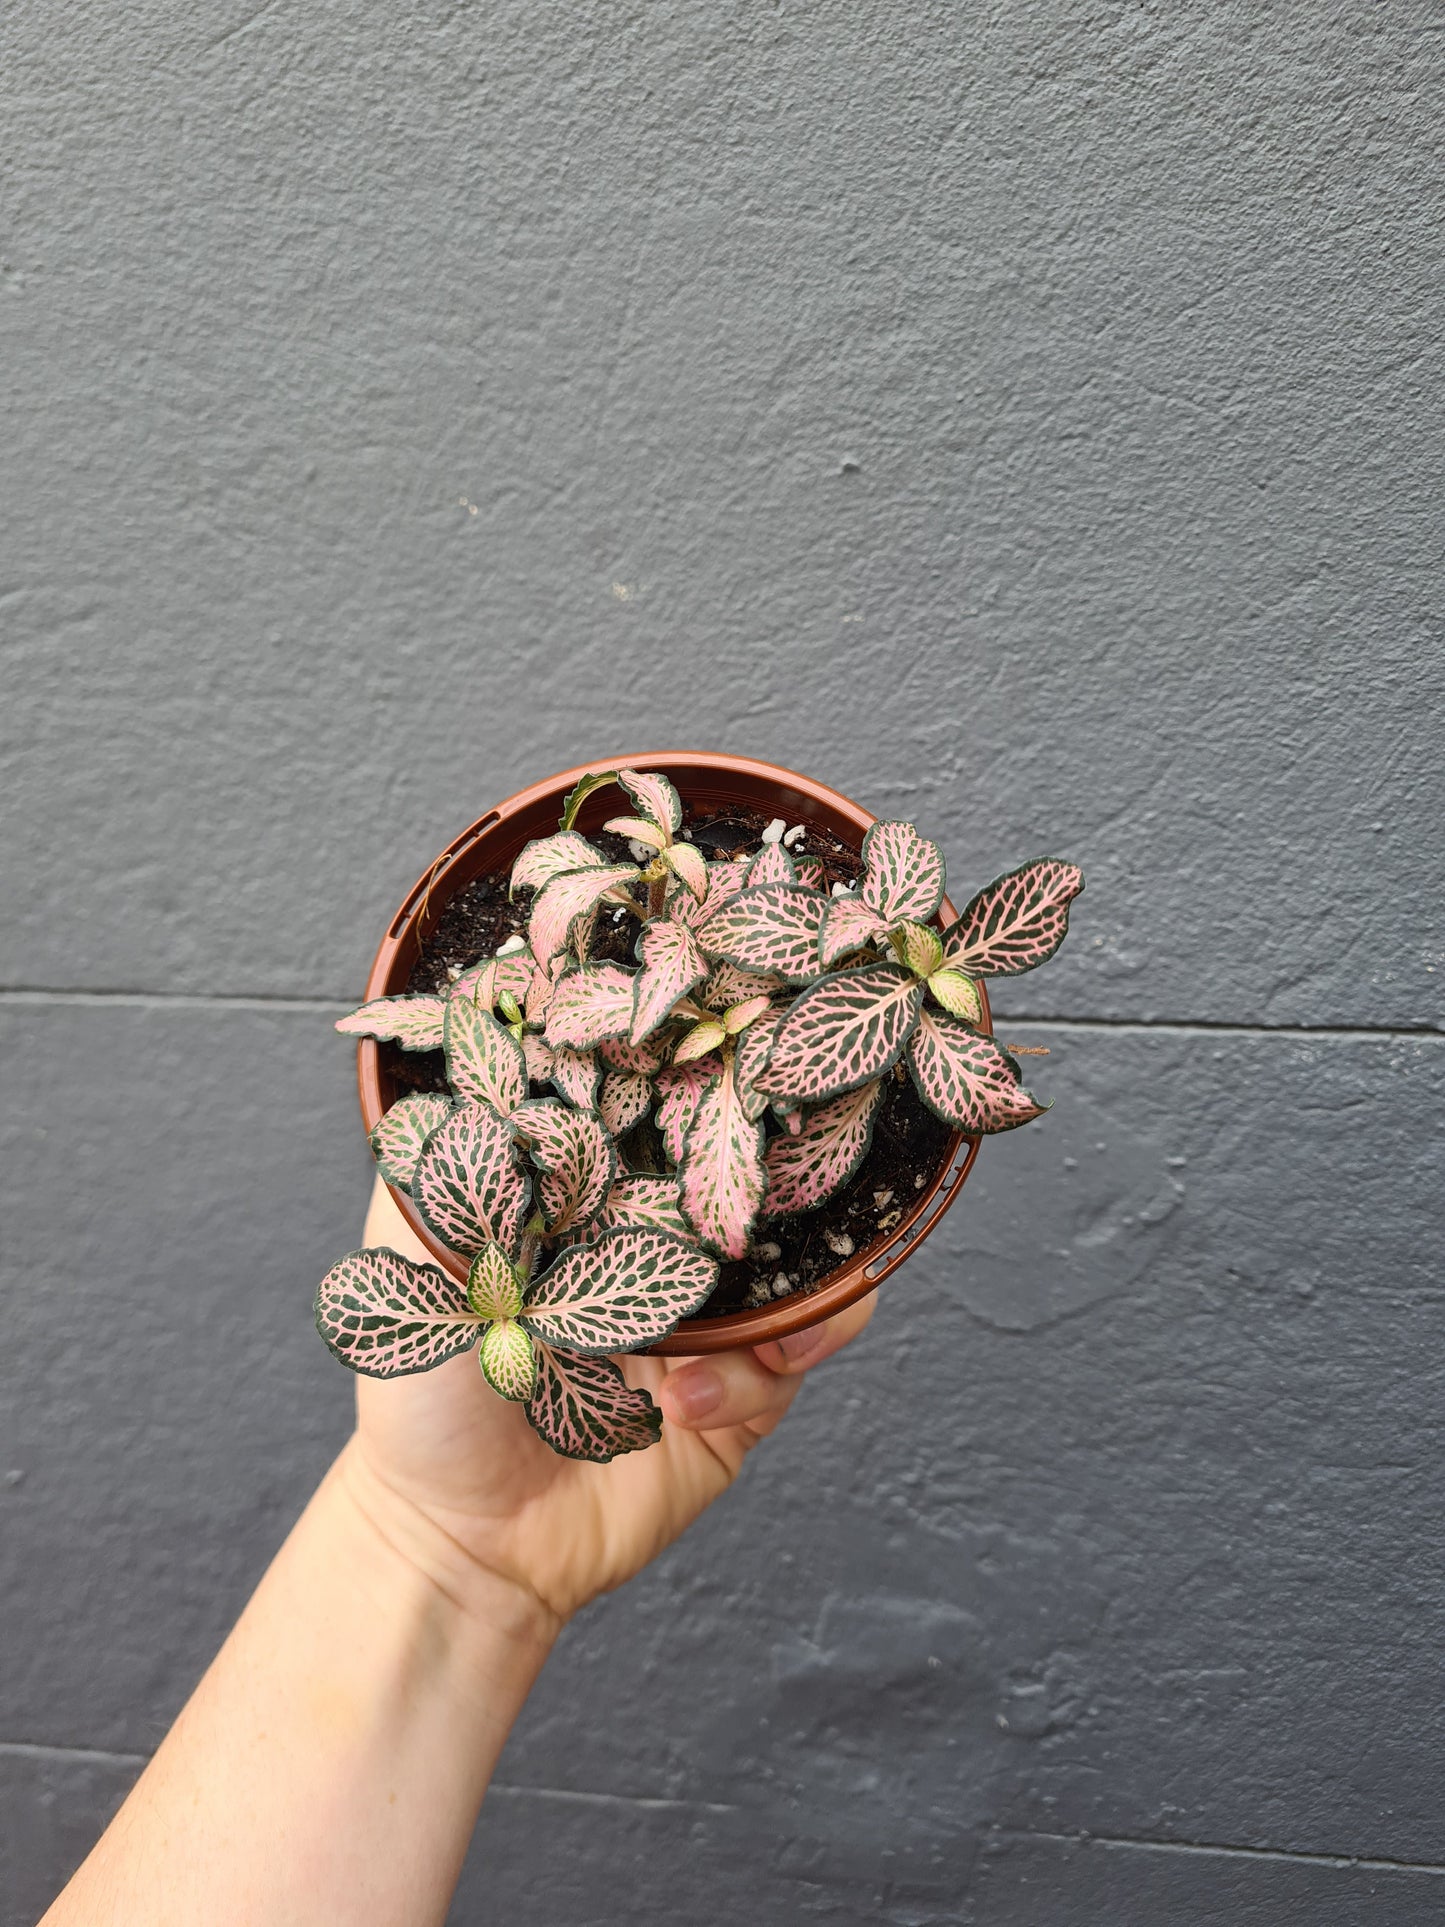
(387, 813, 502, 938)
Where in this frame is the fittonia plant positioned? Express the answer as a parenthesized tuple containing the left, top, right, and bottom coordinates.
(317, 769, 1083, 1461)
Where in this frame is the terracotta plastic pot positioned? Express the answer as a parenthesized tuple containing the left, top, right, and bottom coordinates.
(355, 752, 989, 1355)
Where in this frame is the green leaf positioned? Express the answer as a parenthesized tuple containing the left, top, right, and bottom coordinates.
(906, 1009, 1046, 1133)
(479, 1319, 537, 1401)
(926, 968, 983, 1022)
(368, 1092, 454, 1188)
(444, 994, 527, 1117)
(618, 768, 683, 835)
(759, 961, 923, 1103)
(316, 1248, 479, 1378)
(526, 1344, 662, 1460)
(558, 770, 619, 831)
(894, 920, 944, 979)
(675, 1017, 728, 1063)
(467, 1242, 524, 1320)
(521, 1227, 717, 1353)
(335, 996, 447, 1052)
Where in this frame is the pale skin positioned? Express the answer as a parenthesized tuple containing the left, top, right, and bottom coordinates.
(44, 1178, 875, 1926)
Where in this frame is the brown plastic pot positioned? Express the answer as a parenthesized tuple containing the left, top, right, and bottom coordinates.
(356, 752, 989, 1355)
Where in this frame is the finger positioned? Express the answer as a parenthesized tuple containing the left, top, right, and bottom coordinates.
(751, 1289, 877, 1378)
(658, 1345, 805, 1434)
(362, 1173, 436, 1263)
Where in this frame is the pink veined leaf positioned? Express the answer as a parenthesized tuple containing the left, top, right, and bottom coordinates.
(655, 1055, 723, 1163)
(599, 1033, 667, 1074)
(521, 1032, 556, 1085)
(466, 1242, 524, 1320)
(772, 1098, 805, 1136)
(723, 993, 773, 1034)
(630, 918, 708, 1044)
(618, 767, 683, 836)
(479, 1319, 537, 1401)
(444, 995, 527, 1117)
(697, 883, 829, 984)
(678, 1060, 769, 1260)
(412, 1101, 531, 1259)
(548, 1045, 601, 1110)
(529, 865, 640, 966)
(671, 860, 750, 930)
(859, 820, 946, 924)
(733, 1006, 782, 1122)
(521, 1226, 717, 1354)
(926, 969, 983, 1024)
(942, 859, 1085, 978)
(795, 857, 827, 890)
(601, 1175, 690, 1236)
(511, 831, 610, 895)
(662, 840, 709, 901)
(674, 1017, 728, 1063)
(907, 1009, 1047, 1133)
(746, 841, 796, 887)
(599, 1070, 653, 1137)
(545, 963, 639, 1051)
(525, 955, 563, 1027)
(758, 961, 924, 1104)
(819, 896, 889, 967)
(603, 814, 669, 851)
(763, 1079, 885, 1218)
(335, 996, 446, 1052)
(450, 952, 535, 1012)
(514, 1099, 615, 1233)
(315, 1247, 480, 1377)
(368, 1092, 454, 1188)
(701, 961, 783, 1011)
(525, 1344, 662, 1461)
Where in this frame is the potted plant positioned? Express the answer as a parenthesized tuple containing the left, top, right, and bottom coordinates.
(317, 754, 1082, 1461)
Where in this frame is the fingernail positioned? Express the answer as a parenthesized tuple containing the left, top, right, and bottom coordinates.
(777, 1326, 826, 1364)
(667, 1366, 723, 1423)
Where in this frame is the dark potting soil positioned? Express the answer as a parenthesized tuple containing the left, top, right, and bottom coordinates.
(380, 805, 956, 1319)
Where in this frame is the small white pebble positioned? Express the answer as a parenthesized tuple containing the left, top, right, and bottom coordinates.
(761, 817, 787, 843)
(873, 1188, 894, 1207)
(755, 1240, 782, 1261)
(831, 881, 855, 898)
(913, 1173, 925, 1188)
(446, 964, 462, 981)
(496, 934, 527, 956)
(878, 1209, 902, 1231)
(824, 1229, 855, 1257)
(782, 824, 806, 849)
(611, 906, 626, 921)
(628, 839, 655, 863)
(771, 1272, 795, 1298)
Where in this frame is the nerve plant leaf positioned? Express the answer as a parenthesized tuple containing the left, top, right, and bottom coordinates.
(759, 960, 924, 1103)
(894, 920, 944, 979)
(479, 1320, 537, 1401)
(655, 1056, 722, 1163)
(697, 883, 829, 984)
(529, 865, 640, 966)
(512, 831, 610, 895)
(678, 1058, 768, 1260)
(619, 767, 683, 836)
(630, 918, 708, 1044)
(701, 960, 782, 1011)
(794, 857, 827, 890)
(600, 1070, 653, 1136)
(315, 1248, 480, 1377)
(514, 1099, 615, 1233)
(466, 1242, 524, 1320)
(545, 963, 638, 1050)
(745, 841, 795, 887)
(818, 896, 888, 967)
(451, 952, 536, 1012)
(520, 1227, 717, 1353)
(669, 858, 749, 929)
(368, 1092, 454, 1188)
(558, 769, 619, 832)
(942, 859, 1085, 978)
(444, 995, 527, 1116)
(661, 840, 709, 901)
(926, 968, 983, 1023)
(526, 1345, 662, 1461)
(335, 996, 447, 1052)
(763, 1079, 885, 1218)
(733, 1006, 781, 1122)
(521, 1032, 555, 1085)
(548, 1045, 601, 1110)
(601, 1174, 690, 1236)
(674, 1017, 728, 1063)
(906, 1010, 1046, 1133)
(412, 1101, 530, 1259)
(860, 821, 946, 924)
(599, 1033, 668, 1075)
(603, 814, 669, 851)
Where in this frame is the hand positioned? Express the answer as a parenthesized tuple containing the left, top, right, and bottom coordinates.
(345, 1177, 875, 1631)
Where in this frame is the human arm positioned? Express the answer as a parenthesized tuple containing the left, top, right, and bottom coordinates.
(43, 1177, 873, 1926)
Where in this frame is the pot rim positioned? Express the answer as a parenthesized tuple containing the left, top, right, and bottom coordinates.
(355, 751, 989, 1355)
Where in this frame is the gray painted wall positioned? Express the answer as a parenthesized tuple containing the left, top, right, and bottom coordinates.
(3, 3, 1441, 1920)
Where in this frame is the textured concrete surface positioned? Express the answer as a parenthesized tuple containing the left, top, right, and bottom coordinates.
(3, 0, 1442, 1920)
